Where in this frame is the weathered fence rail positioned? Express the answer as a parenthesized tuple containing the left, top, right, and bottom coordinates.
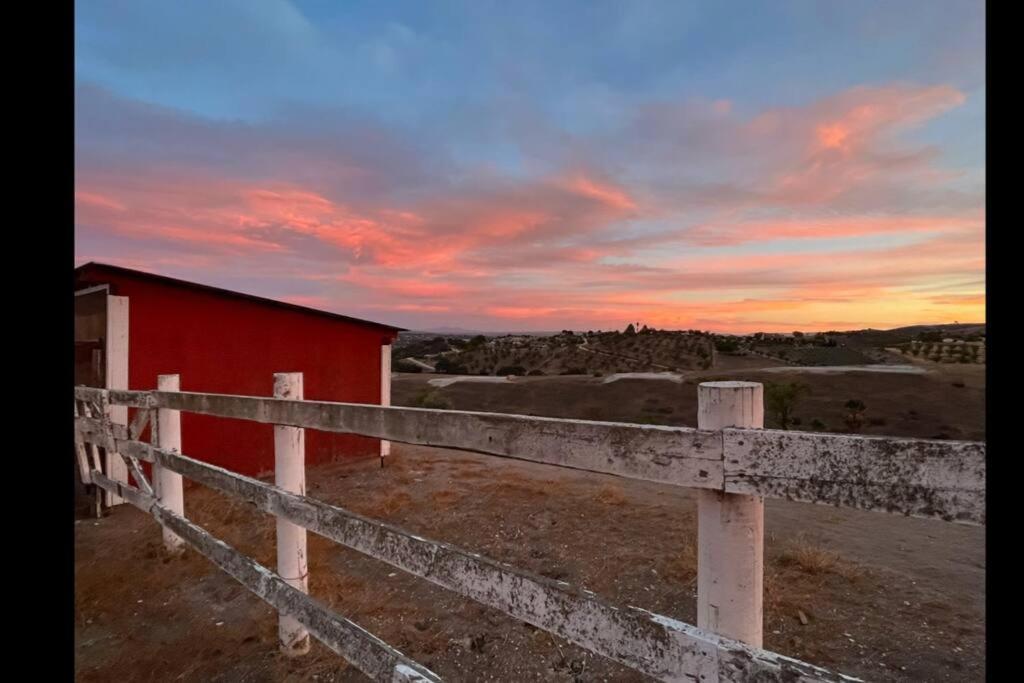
(74, 379, 985, 682)
(76, 386, 985, 524)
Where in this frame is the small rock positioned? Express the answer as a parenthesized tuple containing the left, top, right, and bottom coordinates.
(215, 621, 224, 627)
(388, 573, 397, 578)
(797, 610, 809, 625)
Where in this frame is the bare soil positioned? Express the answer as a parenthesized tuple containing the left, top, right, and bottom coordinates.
(395, 363, 984, 440)
(76, 447, 983, 681)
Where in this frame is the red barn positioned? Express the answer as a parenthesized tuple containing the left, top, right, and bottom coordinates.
(74, 262, 401, 489)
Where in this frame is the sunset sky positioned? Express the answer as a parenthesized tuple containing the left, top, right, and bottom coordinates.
(75, 1, 985, 333)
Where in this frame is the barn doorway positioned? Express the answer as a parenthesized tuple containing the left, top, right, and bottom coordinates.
(74, 286, 129, 514)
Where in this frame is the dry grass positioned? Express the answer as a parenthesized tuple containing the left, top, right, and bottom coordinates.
(777, 534, 864, 581)
(659, 532, 698, 584)
(430, 489, 464, 509)
(482, 474, 563, 499)
(594, 484, 628, 506)
(348, 490, 414, 519)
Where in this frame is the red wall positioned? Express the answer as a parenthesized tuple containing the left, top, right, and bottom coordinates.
(82, 271, 395, 476)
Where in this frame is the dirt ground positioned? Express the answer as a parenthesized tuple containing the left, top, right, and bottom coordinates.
(396, 361, 985, 441)
(75, 447, 984, 681)
(75, 365, 985, 681)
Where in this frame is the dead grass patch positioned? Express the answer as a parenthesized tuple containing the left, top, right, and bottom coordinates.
(594, 484, 628, 506)
(430, 489, 464, 509)
(659, 533, 698, 584)
(349, 490, 414, 518)
(482, 477, 561, 499)
(777, 534, 864, 581)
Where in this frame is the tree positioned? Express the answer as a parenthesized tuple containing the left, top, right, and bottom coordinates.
(434, 357, 468, 375)
(715, 338, 740, 353)
(844, 399, 867, 431)
(624, 323, 637, 335)
(765, 382, 808, 430)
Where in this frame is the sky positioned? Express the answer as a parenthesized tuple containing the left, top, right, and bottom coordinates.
(74, 1, 985, 333)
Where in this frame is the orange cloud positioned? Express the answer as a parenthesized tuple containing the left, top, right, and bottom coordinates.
(561, 173, 637, 211)
(75, 190, 126, 212)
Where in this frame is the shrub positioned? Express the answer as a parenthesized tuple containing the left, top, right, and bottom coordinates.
(434, 357, 469, 375)
(395, 359, 423, 373)
(527, 369, 545, 376)
(952, 380, 966, 388)
(415, 390, 451, 410)
(844, 399, 867, 431)
(497, 365, 526, 376)
(810, 418, 826, 430)
(868, 417, 887, 426)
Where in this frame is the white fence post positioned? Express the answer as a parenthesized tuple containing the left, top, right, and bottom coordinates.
(380, 344, 392, 467)
(274, 372, 310, 656)
(697, 381, 764, 647)
(155, 374, 185, 554)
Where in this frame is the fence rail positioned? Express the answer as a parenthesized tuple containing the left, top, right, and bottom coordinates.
(74, 382, 985, 681)
(77, 386, 985, 525)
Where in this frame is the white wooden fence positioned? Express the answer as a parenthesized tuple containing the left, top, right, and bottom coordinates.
(73, 377, 984, 682)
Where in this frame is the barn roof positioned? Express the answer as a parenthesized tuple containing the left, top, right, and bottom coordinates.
(75, 262, 406, 334)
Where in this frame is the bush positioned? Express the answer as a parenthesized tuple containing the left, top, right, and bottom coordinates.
(952, 380, 966, 388)
(844, 399, 867, 431)
(810, 418, 826, 430)
(415, 390, 451, 410)
(868, 417, 887, 426)
(497, 365, 526, 376)
(527, 369, 545, 376)
(395, 359, 422, 373)
(434, 357, 469, 375)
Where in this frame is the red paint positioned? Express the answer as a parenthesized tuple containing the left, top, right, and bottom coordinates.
(75, 264, 400, 476)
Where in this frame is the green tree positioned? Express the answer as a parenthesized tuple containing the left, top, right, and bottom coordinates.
(765, 382, 808, 430)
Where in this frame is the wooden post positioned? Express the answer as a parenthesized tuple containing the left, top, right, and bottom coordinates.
(104, 295, 130, 506)
(274, 372, 310, 656)
(155, 374, 185, 554)
(380, 344, 392, 468)
(696, 381, 764, 647)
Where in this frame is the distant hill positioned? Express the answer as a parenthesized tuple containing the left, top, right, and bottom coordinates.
(393, 323, 985, 374)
